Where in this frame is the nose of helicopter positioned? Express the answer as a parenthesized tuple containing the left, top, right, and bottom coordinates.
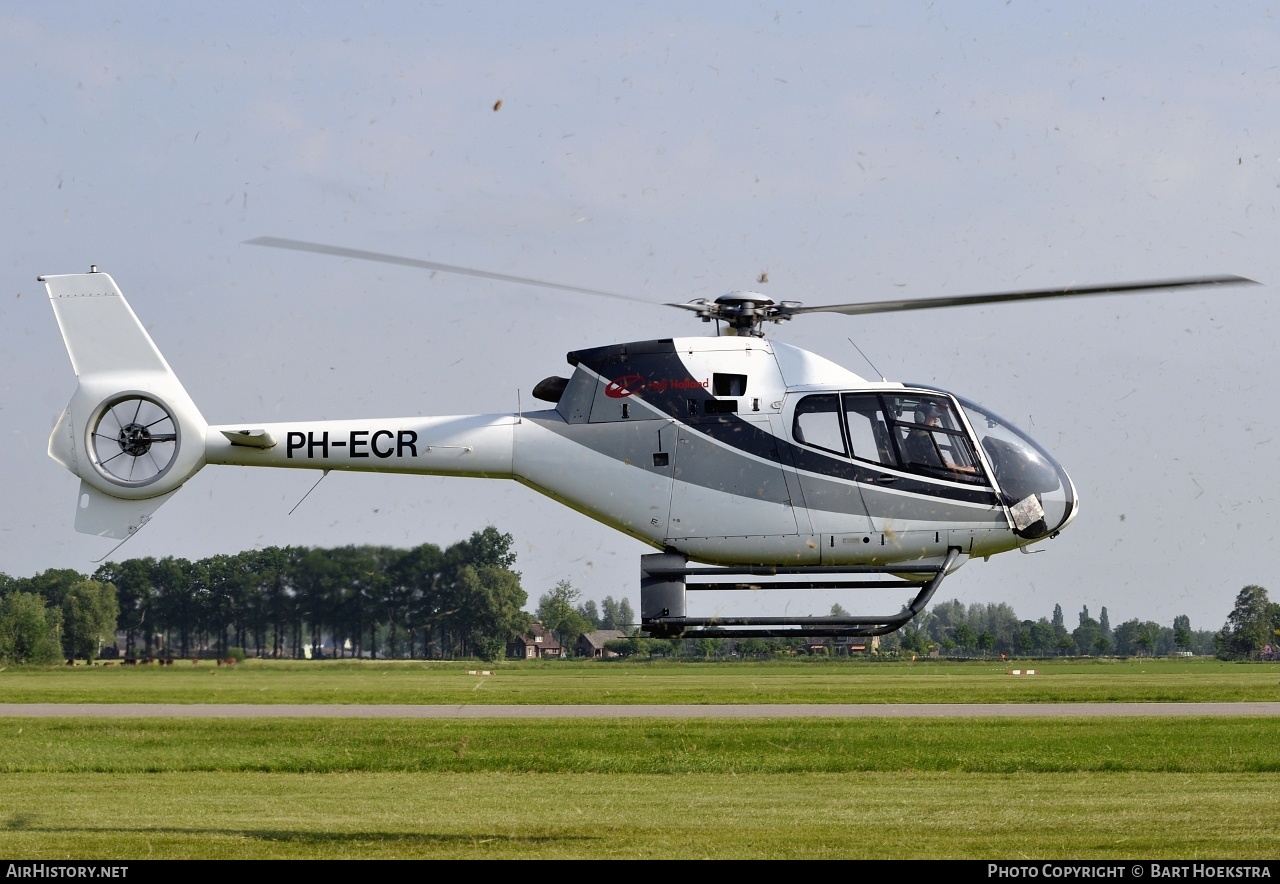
(1019, 457, 1079, 541)
(956, 396, 1080, 542)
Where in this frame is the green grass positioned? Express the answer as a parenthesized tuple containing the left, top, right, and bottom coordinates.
(1, 771, 1275, 859)
(2, 656, 1276, 704)
(1, 658, 1278, 858)
(0, 717, 1277, 773)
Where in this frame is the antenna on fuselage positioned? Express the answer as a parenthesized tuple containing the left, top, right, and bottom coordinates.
(847, 337, 886, 382)
(289, 470, 331, 516)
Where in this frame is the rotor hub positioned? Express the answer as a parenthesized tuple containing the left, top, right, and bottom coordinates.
(118, 423, 154, 457)
(674, 291, 801, 336)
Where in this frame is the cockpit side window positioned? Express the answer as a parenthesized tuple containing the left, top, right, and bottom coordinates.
(792, 394, 847, 456)
(886, 394, 985, 482)
(842, 393, 897, 467)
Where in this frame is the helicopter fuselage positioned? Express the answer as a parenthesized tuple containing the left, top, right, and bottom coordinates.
(204, 335, 1079, 571)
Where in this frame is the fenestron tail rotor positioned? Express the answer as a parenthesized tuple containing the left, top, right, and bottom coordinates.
(88, 394, 180, 486)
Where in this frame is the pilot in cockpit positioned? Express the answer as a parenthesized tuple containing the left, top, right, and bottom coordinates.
(905, 402, 976, 475)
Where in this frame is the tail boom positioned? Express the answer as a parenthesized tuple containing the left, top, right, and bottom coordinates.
(205, 415, 516, 478)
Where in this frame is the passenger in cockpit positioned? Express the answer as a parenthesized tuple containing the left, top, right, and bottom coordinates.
(906, 403, 976, 475)
(905, 404, 945, 467)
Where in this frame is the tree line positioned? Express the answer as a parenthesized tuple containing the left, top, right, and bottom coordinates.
(853, 585, 1277, 661)
(0, 527, 531, 663)
(878, 599, 1214, 659)
(1, 529, 1276, 664)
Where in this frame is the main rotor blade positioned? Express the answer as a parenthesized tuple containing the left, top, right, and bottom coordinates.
(245, 236, 652, 305)
(784, 275, 1258, 318)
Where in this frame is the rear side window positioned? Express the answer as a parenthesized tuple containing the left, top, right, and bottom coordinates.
(792, 394, 846, 456)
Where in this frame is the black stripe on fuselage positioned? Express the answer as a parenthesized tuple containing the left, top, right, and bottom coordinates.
(568, 339, 999, 507)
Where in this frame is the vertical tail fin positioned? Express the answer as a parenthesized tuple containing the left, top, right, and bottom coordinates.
(43, 270, 208, 538)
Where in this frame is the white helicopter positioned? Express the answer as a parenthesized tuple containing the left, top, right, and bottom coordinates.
(41, 242, 1254, 638)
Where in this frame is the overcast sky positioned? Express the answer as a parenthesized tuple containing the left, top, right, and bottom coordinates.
(3, 2, 1277, 634)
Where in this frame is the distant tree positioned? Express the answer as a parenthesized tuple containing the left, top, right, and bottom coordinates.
(929, 599, 966, 639)
(454, 564, 531, 661)
(830, 602, 851, 617)
(390, 542, 445, 658)
(576, 600, 601, 630)
(1029, 618, 1056, 654)
(736, 638, 774, 658)
(1013, 622, 1034, 655)
(447, 526, 518, 572)
(605, 634, 652, 658)
(1214, 585, 1277, 660)
(61, 579, 119, 662)
(600, 596, 637, 632)
(977, 631, 996, 656)
(898, 622, 932, 655)
(600, 596, 623, 630)
(1052, 604, 1066, 637)
(93, 558, 156, 656)
(692, 637, 724, 659)
(151, 556, 197, 657)
(0, 591, 62, 664)
(21, 569, 87, 608)
(1099, 607, 1112, 642)
(1146, 621, 1172, 655)
(1073, 613, 1102, 657)
(1173, 614, 1193, 653)
(537, 580, 592, 648)
(1135, 622, 1159, 656)
(971, 602, 1020, 655)
(952, 623, 976, 650)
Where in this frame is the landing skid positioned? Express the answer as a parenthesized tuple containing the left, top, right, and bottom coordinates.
(640, 548, 961, 639)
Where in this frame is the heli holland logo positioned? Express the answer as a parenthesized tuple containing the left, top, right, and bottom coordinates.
(604, 373, 645, 398)
(605, 374, 709, 398)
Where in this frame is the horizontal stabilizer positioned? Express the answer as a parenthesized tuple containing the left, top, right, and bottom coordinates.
(73, 480, 178, 539)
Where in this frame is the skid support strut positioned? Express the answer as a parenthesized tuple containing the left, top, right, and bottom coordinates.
(640, 548, 962, 639)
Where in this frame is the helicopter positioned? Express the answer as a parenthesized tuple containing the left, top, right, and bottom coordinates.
(40, 243, 1255, 638)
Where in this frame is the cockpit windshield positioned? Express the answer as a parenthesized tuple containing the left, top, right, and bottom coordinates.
(954, 394, 1078, 539)
(790, 387, 1078, 541)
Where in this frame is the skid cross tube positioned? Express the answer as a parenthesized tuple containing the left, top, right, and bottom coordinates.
(640, 548, 961, 639)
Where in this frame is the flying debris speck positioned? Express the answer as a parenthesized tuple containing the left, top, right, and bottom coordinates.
(493, 99, 503, 112)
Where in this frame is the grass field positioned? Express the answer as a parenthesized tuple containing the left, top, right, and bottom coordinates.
(3, 655, 1277, 704)
(1, 657, 1277, 859)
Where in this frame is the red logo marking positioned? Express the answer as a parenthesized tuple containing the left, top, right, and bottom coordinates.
(605, 373, 645, 398)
